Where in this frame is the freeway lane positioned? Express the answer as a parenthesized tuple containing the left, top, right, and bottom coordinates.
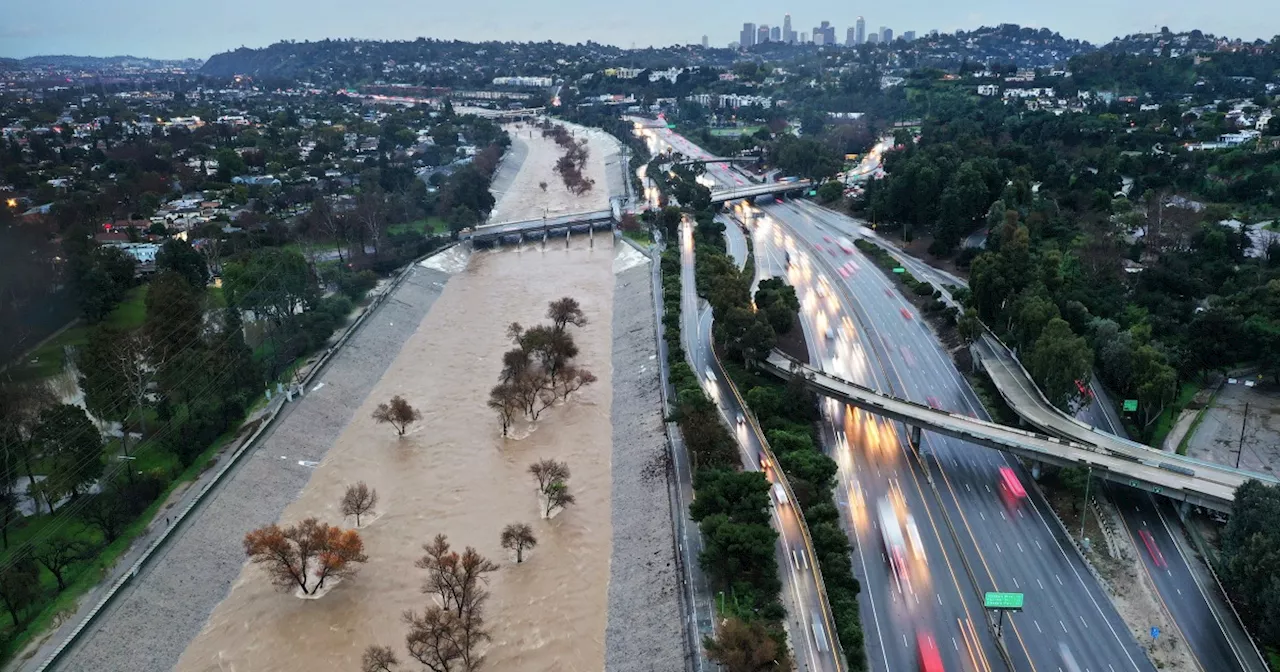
(761, 200, 1156, 672)
(680, 219, 840, 672)
(745, 208, 1005, 672)
(786, 199, 1265, 671)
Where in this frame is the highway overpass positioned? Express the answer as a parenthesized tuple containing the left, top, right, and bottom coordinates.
(760, 350, 1250, 513)
(971, 334, 1280, 500)
(710, 180, 813, 204)
(464, 207, 616, 244)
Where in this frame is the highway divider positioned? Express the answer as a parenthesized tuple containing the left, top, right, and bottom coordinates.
(713, 346, 849, 672)
(33, 244, 454, 672)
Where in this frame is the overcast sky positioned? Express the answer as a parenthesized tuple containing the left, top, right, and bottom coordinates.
(2, 0, 1277, 60)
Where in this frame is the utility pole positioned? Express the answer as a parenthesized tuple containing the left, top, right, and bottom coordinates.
(1079, 466, 1092, 542)
(1237, 401, 1249, 469)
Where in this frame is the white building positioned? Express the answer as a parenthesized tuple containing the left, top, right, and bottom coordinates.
(492, 76, 553, 87)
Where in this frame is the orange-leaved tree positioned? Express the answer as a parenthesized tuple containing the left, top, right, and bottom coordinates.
(244, 517, 368, 595)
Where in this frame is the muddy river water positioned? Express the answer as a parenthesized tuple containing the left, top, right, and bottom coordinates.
(175, 237, 617, 672)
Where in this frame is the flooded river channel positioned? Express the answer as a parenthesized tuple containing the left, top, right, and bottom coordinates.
(176, 237, 616, 672)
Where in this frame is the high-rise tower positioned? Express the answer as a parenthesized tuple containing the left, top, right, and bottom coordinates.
(855, 16, 866, 45)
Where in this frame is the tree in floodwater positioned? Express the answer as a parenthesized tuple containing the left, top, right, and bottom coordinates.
(342, 482, 379, 526)
(372, 395, 422, 436)
(243, 518, 368, 595)
(500, 523, 538, 563)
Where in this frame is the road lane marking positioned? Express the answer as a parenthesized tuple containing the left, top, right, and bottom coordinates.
(1037, 578, 1045, 590)
(1035, 620, 1042, 633)
(1056, 574, 1063, 585)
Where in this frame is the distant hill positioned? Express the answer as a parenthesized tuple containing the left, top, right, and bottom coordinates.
(13, 54, 203, 70)
(198, 38, 627, 85)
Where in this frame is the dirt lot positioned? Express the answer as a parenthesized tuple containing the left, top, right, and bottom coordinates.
(1183, 378, 1280, 473)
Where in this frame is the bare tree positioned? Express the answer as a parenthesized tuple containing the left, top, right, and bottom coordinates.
(547, 297, 587, 331)
(356, 189, 387, 259)
(32, 535, 91, 590)
(413, 535, 497, 671)
(403, 605, 465, 672)
(543, 481, 576, 518)
(487, 383, 522, 437)
(372, 395, 422, 436)
(310, 196, 348, 265)
(529, 459, 570, 493)
(342, 482, 379, 526)
(500, 523, 538, 563)
(244, 518, 369, 594)
(361, 645, 400, 672)
(557, 366, 597, 400)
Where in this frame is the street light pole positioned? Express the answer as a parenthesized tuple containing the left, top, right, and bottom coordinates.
(1079, 466, 1092, 542)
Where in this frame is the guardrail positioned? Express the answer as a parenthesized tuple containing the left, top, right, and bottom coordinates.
(646, 241, 702, 672)
(33, 245, 451, 672)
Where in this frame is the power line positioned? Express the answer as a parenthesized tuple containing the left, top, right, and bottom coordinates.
(0, 248, 325, 569)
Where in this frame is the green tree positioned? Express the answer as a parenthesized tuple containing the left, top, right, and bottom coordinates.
(1026, 318, 1094, 410)
(0, 552, 41, 626)
(32, 404, 104, 513)
(144, 270, 205, 363)
(957, 307, 983, 344)
(690, 469, 773, 525)
(705, 617, 792, 672)
(223, 248, 317, 328)
(155, 238, 208, 289)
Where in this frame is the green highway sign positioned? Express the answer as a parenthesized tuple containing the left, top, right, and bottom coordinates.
(892, 267, 906, 274)
(808, 190, 817, 196)
(1123, 399, 1138, 412)
(984, 592, 1024, 610)
(666, 123, 676, 129)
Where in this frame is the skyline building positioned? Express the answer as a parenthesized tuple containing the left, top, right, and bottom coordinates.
(783, 13, 794, 43)
(856, 16, 866, 45)
(882, 27, 894, 43)
(902, 30, 916, 41)
(758, 24, 771, 44)
(740, 22, 756, 48)
(845, 26, 856, 47)
(702, 34, 709, 48)
(770, 26, 781, 41)
(867, 32, 880, 44)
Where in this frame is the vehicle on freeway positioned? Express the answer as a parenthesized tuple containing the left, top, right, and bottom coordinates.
(917, 630, 944, 672)
(792, 547, 808, 570)
(905, 513, 926, 561)
(812, 611, 831, 653)
(838, 237, 854, 253)
(736, 412, 746, 426)
(784, 251, 792, 267)
(773, 482, 790, 506)
(1138, 529, 1167, 568)
(759, 451, 771, 470)
(878, 497, 911, 592)
(1059, 643, 1082, 672)
(998, 466, 1027, 507)
(926, 396, 941, 410)
(900, 307, 913, 320)
(824, 327, 835, 340)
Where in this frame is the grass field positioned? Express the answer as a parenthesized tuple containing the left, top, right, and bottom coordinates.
(1146, 382, 1201, 449)
(388, 217, 449, 236)
(0, 401, 251, 663)
(13, 286, 150, 382)
(709, 126, 762, 138)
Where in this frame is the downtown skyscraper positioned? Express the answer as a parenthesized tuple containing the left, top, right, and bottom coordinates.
(855, 16, 866, 45)
(783, 13, 794, 43)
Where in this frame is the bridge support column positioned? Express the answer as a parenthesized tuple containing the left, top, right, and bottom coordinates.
(909, 425, 922, 448)
(565, 229, 570, 249)
(1179, 500, 1190, 520)
(589, 225, 594, 248)
(1031, 462, 1042, 480)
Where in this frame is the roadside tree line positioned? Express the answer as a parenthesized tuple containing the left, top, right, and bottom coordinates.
(683, 206, 868, 670)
